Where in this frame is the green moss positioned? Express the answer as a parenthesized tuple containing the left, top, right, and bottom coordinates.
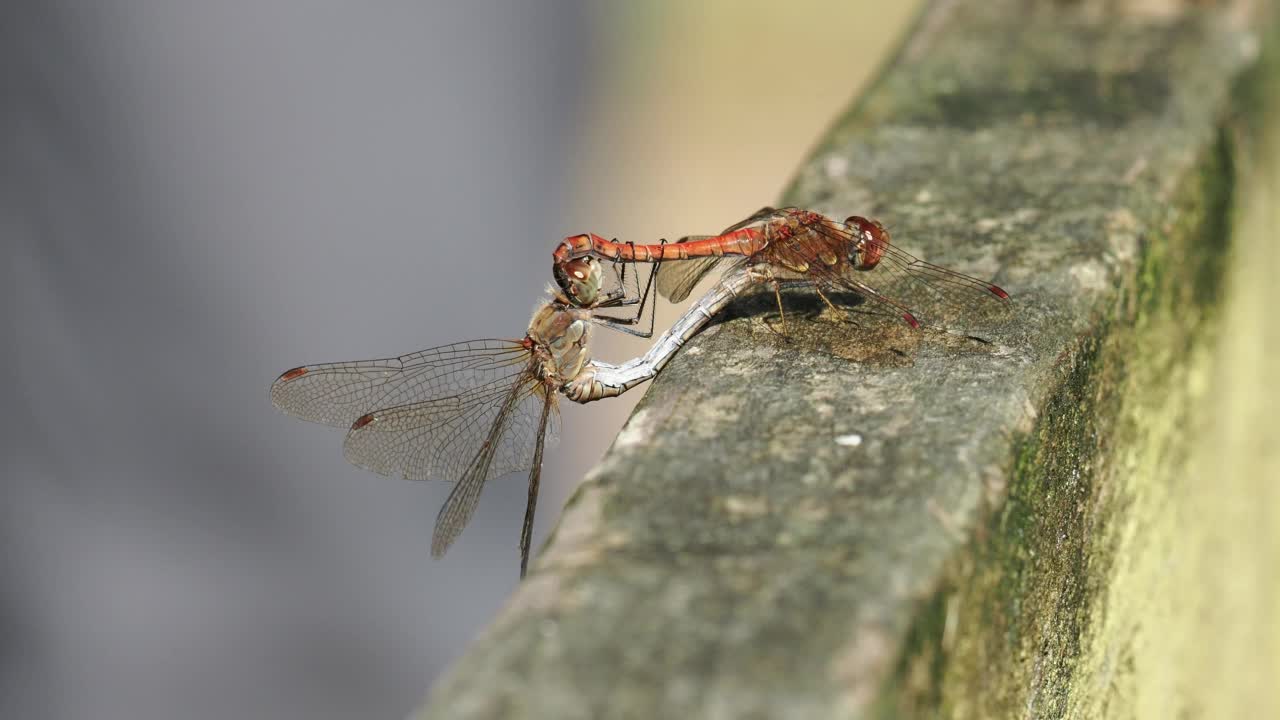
(882, 123, 1236, 717)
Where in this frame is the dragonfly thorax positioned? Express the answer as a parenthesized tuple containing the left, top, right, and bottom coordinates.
(526, 303, 591, 387)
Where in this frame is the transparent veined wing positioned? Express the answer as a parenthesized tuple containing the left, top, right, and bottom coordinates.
(656, 255, 728, 302)
(343, 368, 554, 484)
(271, 339, 530, 428)
(796, 218, 1013, 336)
(429, 379, 553, 559)
(271, 339, 558, 483)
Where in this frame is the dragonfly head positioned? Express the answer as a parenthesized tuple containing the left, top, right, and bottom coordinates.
(845, 216, 889, 271)
(553, 255, 604, 307)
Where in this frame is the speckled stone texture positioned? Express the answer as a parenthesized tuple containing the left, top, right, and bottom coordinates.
(417, 1, 1276, 718)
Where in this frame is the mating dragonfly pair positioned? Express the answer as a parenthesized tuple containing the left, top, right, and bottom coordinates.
(271, 207, 1012, 576)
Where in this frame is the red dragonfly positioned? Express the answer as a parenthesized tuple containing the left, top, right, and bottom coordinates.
(553, 206, 1011, 336)
(271, 254, 658, 576)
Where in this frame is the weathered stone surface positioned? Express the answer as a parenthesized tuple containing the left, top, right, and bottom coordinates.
(417, 1, 1277, 717)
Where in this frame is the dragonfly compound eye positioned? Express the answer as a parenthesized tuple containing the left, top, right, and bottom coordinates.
(844, 215, 888, 271)
(553, 256, 603, 307)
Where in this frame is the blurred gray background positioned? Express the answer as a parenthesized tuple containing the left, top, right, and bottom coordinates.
(1, 2, 913, 718)
(3, 3, 592, 719)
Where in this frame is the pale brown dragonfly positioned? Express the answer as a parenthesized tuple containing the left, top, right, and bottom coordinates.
(271, 253, 659, 576)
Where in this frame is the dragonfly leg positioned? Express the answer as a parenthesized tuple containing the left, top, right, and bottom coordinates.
(769, 278, 791, 338)
(591, 239, 665, 338)
(813, 283, 841, 316)
(811, 283, 864, 327)
(745, 266, 789, 338)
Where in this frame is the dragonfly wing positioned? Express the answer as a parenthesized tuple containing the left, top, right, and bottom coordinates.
(273, 338, 555, 483)
(803, 221, 1013, 335)
(341, 359, 556, 483)
(271, 339, 529, 428)
(430, 380, 553, 557)
(275, 337, 566, 562)
(657, 255, 725, 302)
(720, 206, 782, 233)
